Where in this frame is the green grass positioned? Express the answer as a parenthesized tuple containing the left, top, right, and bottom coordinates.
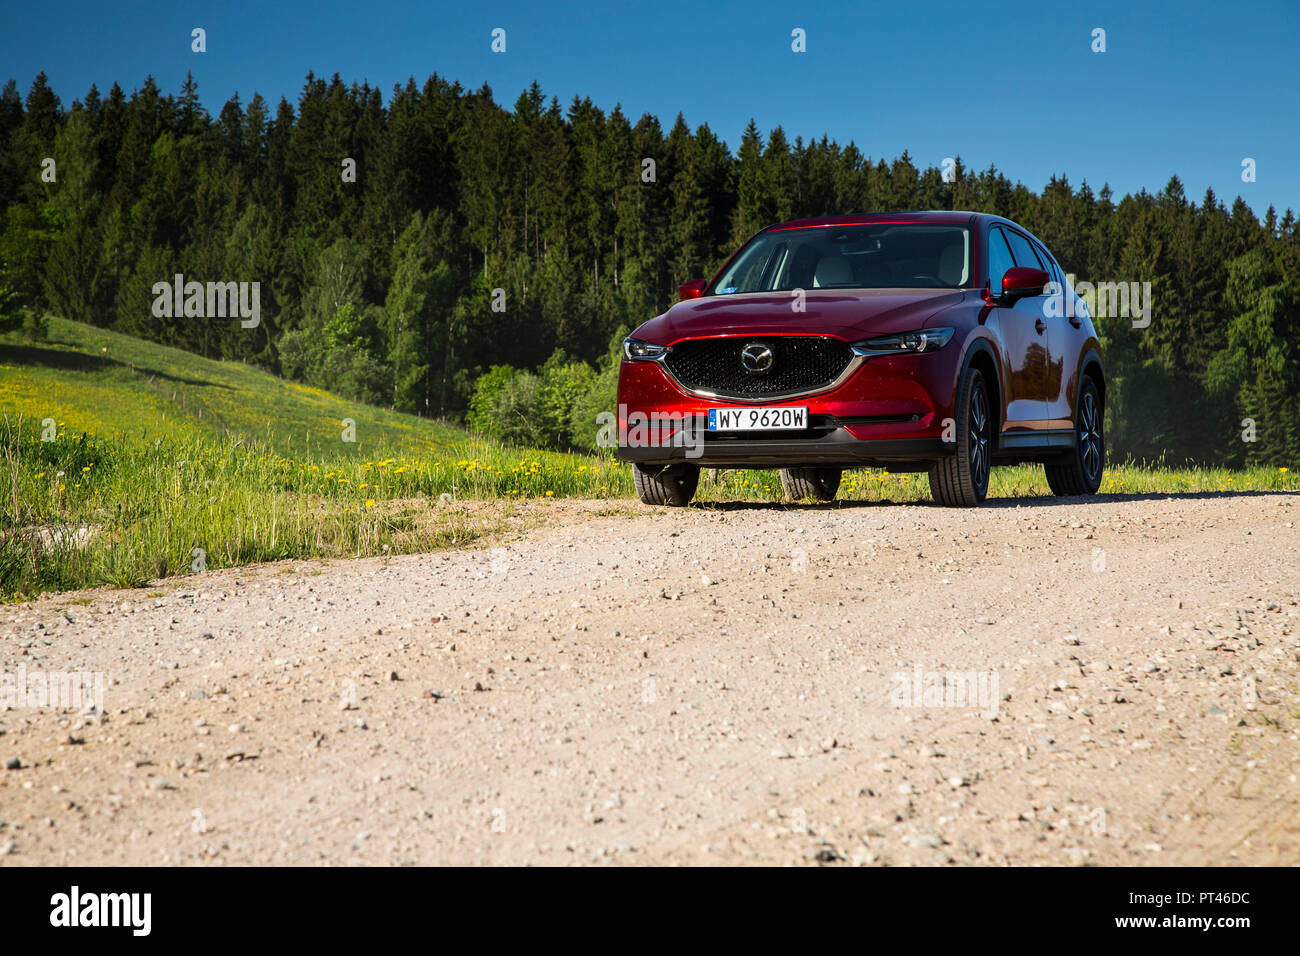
(736, 461, 1296, 502)
(1, 317, 1296, 601)
(0, 318, 634, 598)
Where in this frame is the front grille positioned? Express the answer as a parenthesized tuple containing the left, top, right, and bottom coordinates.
(664, 336, 854, 398)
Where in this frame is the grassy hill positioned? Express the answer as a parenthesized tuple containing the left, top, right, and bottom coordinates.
(1, 317, 470, 457)
(1, 318, 1295, 601)
(0, 318, 632, 599)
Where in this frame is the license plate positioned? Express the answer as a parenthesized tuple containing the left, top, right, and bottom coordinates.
(707, 406, 808, 431)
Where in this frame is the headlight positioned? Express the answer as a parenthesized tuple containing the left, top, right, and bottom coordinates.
(623, 338, 668, 361)
(852, 327, 954, 356)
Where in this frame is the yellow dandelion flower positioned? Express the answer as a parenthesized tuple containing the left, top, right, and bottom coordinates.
(365, 499, 376, 508)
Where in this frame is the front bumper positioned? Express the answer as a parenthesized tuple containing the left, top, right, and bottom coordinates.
(615, 345, 962, 469)
(618, 431, 950, 469)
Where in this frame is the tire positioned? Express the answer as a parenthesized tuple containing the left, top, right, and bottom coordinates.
(928, 365, 992, 507)
(1045, 377, 1104, 496)
(780, 467, 841, 502)
(632, 463, 700, 506)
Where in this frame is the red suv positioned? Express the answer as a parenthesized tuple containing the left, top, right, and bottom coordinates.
(617, 212, 1104, 507)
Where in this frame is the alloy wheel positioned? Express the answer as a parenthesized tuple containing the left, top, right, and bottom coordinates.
(969, 384, 990, 492)
(1079, 391, 1101, 483)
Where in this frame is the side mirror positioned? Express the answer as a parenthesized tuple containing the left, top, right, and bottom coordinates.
(994, 267, 1050, 303)
(677, 278, 707, 300)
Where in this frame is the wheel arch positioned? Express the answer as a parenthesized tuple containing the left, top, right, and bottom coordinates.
(961, 336, 1002, 434)
(1079, 348, 1105, 403)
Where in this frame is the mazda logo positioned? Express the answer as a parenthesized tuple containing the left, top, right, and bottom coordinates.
(740, 343, 774, 374)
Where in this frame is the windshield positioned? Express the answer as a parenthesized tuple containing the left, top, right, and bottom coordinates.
(711, 223, 971, 294)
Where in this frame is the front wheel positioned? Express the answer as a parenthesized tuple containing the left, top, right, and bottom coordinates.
(632, 463, 700, 506)
(1045, 377, 1104, 496)
(929, 365, 992, 507)
(780, 467, 841, 502)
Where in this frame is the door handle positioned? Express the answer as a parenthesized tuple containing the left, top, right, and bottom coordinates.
(1068, 316, 1082, 328)
(1034, 318, 1046, 334)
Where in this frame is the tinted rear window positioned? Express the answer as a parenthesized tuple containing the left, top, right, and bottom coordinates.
(1004, 229, 1044, 269)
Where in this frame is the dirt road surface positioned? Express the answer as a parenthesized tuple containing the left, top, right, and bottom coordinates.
(2, 492, 1298, 866)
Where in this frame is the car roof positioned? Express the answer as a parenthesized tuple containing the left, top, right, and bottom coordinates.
(759, 211, 1054, 253)
(763, 211, 982, 232)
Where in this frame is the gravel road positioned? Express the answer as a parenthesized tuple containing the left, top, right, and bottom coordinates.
(2, 492, 1298, 866)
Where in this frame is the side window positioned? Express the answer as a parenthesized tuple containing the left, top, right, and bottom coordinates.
(1035, 242, 1063, 288)
(1004, 229, 1044, 269)
(987, 227, 1015, 292)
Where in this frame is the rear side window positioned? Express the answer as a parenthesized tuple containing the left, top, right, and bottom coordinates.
(1034, 243, 1066, 283)
(1035, 242, 1063, 288)
(1004, 229, 1044, 269)
(987, 226, 1015, 290)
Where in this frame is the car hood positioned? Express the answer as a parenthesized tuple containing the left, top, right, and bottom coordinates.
(632, 289, 969, 343)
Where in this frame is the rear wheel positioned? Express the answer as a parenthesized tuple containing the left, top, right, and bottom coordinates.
(632, 463, 700, 506)
(780, 467, 841, 502)
(929, 366, 992, 507)
(1045, 377, 1104, 496)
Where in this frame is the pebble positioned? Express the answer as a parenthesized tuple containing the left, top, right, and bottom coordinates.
(904, 832, 944, 848)
(3, 757, 20, 770)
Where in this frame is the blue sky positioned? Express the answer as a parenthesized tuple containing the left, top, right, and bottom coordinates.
(3, 0, 1297, 217)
